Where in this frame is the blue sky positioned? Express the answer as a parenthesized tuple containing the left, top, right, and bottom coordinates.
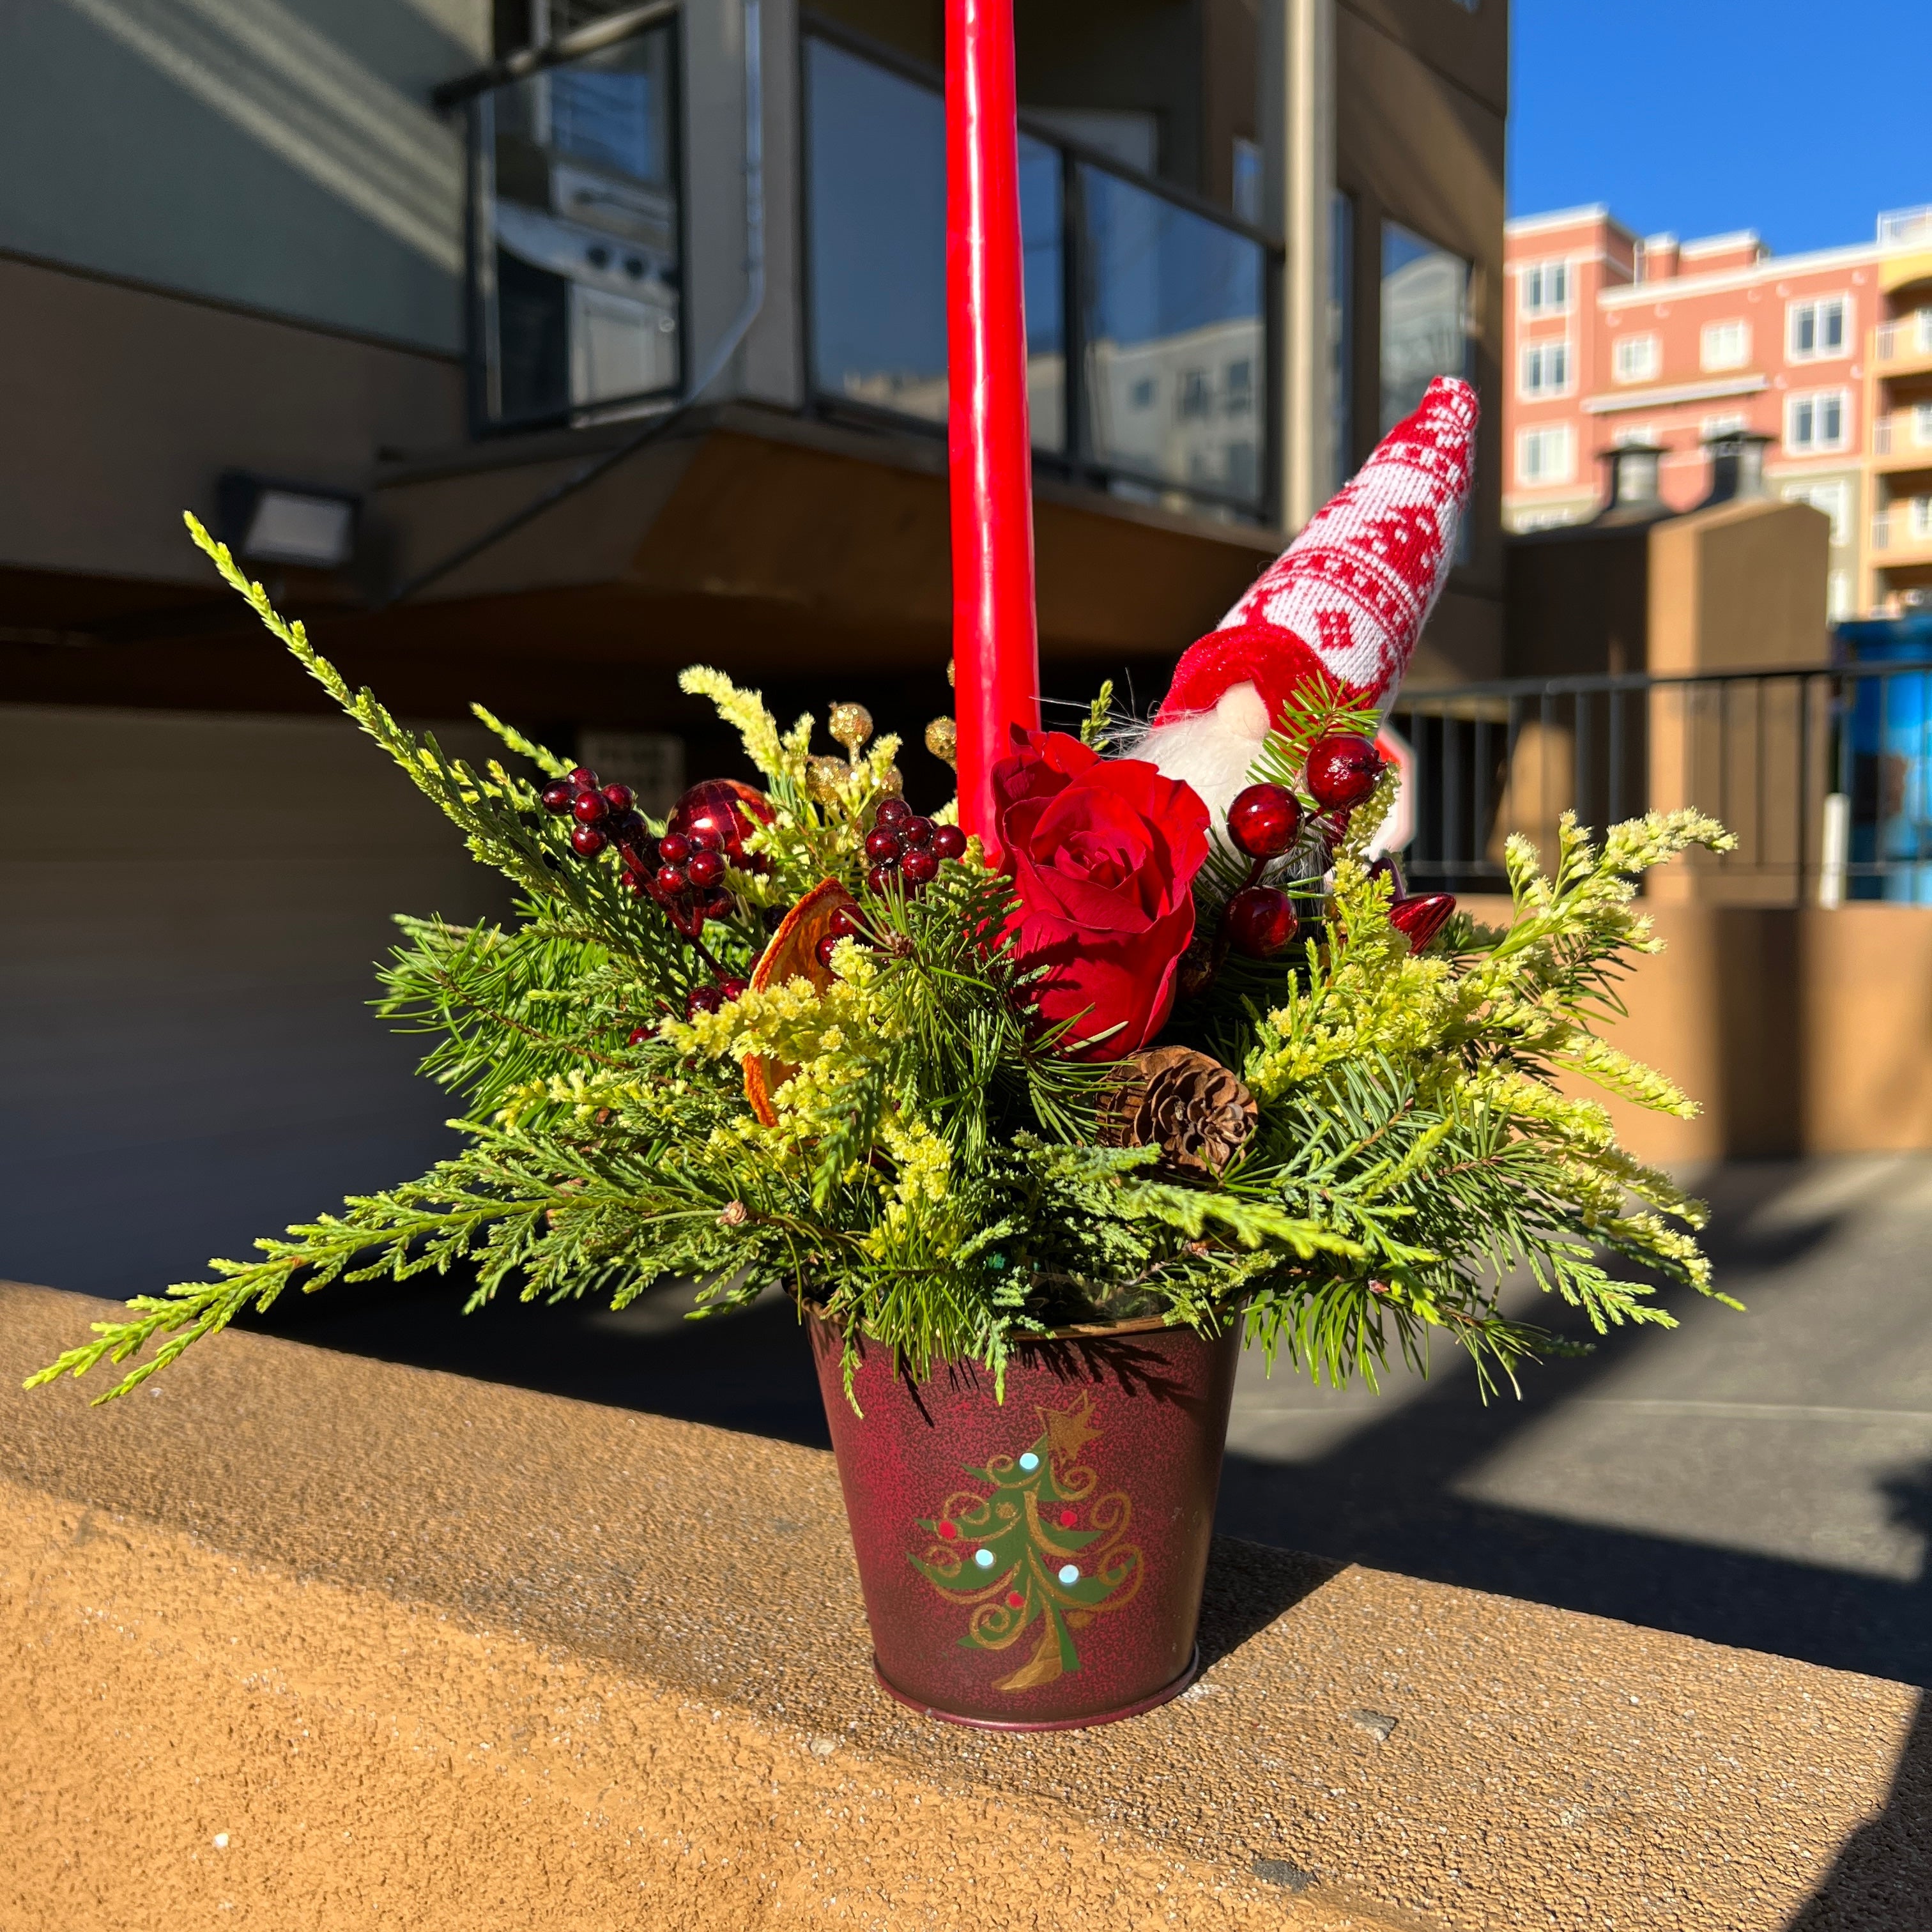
(1509, 2, 1932, 257)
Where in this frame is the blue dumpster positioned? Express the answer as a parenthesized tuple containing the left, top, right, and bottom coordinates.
(1835, 615, 1932, 903)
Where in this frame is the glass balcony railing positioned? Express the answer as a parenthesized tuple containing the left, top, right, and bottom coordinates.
(804, 26, 1276, 521)
(465, 14, 682, 431)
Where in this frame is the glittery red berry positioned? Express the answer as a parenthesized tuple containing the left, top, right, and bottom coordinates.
(1305, 734, 1384, 811)
(864, 828, 901, 864)
(1227, 783, 1303, 860)
(875, 797, 912, 828)
(815, 933, 841, 969)
(540, 780, 574, 815)
(829, 904, 868, 940)
(658, 832, 691, 865)
(1225, 885, 1299, 958)
(699, 888, 733, 921)
(570, 824, 608, 857)
(567, 766, 599, 790)
(900, 815, 935, 850)
(687, 825, 723, 854)
(600, 783, 634, 812)
(686, 849, 724, 891)
(572, 790, 609, 824)
(901, 848, 939, 885)
(1388, 893, 1457, 954)
(627, 1022, 656, 1046)
(720, 977, 749, 1003)
(866, 864, 897, 897)
(654, 863, 687, 898)
(685, 984, 724, 1018)
(931, 824, 968, 861)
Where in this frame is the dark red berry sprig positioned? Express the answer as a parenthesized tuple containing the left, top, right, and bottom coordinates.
(863, 798, 968, 900)
(541, 766, 656, 882)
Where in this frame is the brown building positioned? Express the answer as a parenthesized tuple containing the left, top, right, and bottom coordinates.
(0, 0, 1506, 1291)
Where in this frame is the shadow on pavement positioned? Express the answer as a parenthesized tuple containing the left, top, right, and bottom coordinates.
(1785, 1690, 1932, 1931)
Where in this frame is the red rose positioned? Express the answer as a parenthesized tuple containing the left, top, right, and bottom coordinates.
(991, 730, 1210, 1061)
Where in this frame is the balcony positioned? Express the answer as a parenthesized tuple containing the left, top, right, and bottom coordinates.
(1873, 509, 1932, 565)
(1872, 408, 1932, 470)
(801, 24, 1279, 524)
(1873, 310, 1932, 379)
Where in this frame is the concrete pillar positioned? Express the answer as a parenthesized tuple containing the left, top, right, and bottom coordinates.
(1275, 0, 1335, 534)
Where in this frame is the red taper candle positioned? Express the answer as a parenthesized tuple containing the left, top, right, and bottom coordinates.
(946, 0, 1041, 860)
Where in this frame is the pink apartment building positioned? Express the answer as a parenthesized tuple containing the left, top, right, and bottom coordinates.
(1504, 204, 1932, 620)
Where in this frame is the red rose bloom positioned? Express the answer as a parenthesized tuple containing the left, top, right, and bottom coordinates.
(990, 730, 1210, 1061)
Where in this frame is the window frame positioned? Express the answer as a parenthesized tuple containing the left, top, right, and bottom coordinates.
(1785, 387, 1850, 456)
(1613, 332, 1660, 384)
(1786, 293, 1850, 363)
(1519, 337, 1572, 399)
(1700, 319, 1752, 372)
(1517, 422, 1575, 485)
(1518, 256, 1572, 319)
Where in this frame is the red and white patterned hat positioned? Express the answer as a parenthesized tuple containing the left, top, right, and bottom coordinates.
(1156, 376, 1479, 730)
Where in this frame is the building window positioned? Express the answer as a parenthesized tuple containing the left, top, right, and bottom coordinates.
(1231, 136, 1262, 224)
(1781, 479, 1851, 545)
(1519, 257, 1570, 317)
(1381, 222, 1469, 433)
(1828, 571, 1851, 621)
(1224, 358, 1254, 414)
(1786, 389, 1848, 454)
(1912, 495, 1932, 540)
(1701, 319, 1751, 371)
(1520, 339, 1571, 397)
(1178, 368, 1211, 419)
(1614, 334, 1660, 383)
(1914, 401, 1932, 447)
(1519, 424, 1574, 484)
(1787, 296, 1848, 361)
(1330, 192, 1355, 491)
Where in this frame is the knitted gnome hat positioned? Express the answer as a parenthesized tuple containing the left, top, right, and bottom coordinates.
(1140, 375, 1478, 818)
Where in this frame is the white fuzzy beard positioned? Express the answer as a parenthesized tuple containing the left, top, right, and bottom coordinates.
(1123, 682, 1273, 827)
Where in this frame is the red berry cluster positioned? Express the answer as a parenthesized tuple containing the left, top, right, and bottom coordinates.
(862, 797, 967, 898)
(650, 826, 736, 939)
(1223, 780, 1305, 960)
(813, 901, 872, 972)
(541, 766, 651, 869)
(1214, 733, 1392, 962)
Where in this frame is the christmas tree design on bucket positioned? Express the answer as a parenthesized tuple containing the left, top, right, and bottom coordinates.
(909, 1393, 1144, 1692)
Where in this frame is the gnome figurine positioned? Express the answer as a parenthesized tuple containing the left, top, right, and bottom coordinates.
(1138, 376, 1479, 820)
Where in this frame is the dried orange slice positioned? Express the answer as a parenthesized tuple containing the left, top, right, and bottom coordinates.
(744, 879, 860, 1125)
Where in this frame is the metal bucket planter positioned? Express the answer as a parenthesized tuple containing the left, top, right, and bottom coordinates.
(806, 1309, 1241, 1731)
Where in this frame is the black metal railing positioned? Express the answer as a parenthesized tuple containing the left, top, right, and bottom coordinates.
(801, 17, 1281, 525)
(1384, 661, 1932, 907)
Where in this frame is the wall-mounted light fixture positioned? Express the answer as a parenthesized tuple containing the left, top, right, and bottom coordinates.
(217, 471, 360, 570)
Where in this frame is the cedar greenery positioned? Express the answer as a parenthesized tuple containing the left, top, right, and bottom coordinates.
(27, 515, 1738, 1407)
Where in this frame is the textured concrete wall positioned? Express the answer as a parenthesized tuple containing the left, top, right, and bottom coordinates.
(4, 1284, 1926, 1931)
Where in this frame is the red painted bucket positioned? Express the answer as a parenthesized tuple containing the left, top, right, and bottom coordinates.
(807, 1310, 1241, 1730)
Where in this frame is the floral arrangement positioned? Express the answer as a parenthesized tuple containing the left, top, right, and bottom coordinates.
(28, 516, 1738, 1408)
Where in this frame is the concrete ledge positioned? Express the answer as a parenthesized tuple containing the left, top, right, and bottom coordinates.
(3, 1284, 1925, 1929)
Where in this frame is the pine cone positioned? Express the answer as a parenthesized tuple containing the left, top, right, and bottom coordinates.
(1101, 1046, 1257, 1179)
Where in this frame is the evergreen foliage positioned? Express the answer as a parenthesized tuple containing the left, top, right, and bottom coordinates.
(28, 516, 1737, 1407)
